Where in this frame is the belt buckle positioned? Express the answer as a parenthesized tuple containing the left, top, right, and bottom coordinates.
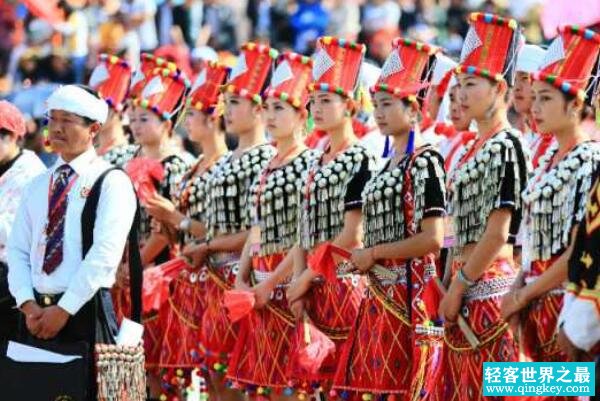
(41, 294, 53, 306)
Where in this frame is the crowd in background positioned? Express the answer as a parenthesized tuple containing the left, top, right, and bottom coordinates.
(0, 0, 590, 166)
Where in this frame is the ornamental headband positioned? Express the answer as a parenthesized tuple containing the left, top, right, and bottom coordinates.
(371, 37, 439, 103)
(222, 42, 279, 104)
(134, 67, 191, 121)
(455, 12, 520, 86)
(263, 51, 313, 109)
(46, 85, 109, 124)
(532, 25, 600, 102)
(309, 36, 367, 99)
(88, 53, 132, 112)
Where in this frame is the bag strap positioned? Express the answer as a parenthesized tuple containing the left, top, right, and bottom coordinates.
(81, 167, 143, 323)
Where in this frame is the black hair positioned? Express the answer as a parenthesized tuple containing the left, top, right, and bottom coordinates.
(501, 23, 521, 87)
(74, 84, 101, 99)
(560, 91, 587, 120)
(414, 52, 439, 109)
(0, 128, 13, 138)
(57, 0, 74, 17)
(168, 88, 188, 128)
(583, 55, 600, 106)
(218, 114, 226, 133)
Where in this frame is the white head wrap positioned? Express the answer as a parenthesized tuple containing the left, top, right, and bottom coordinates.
(359, 62, 382, 89)
(432, 55, 458, 123)
(191, 46, 218, 62)
(46, 85, 109, 124)
(431, 53, 458, 86)
(516, 44, 545, 74)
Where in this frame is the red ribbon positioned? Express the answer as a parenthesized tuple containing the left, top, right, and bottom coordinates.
(306, 242, 351, 283)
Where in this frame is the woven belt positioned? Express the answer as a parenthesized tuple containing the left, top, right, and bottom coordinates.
(252, 270, 290, 287)
(208, 251, 239, 269)
(463, 277, 514, 301)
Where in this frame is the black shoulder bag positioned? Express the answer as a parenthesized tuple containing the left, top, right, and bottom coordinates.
(81, 167, 146, 401)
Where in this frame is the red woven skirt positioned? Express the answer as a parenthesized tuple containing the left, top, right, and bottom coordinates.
(200, 252, 240, 372)
(333, 258, 446, 401)
(445, 259, 519, 401)
(287, 262, 365, 386)
(518, 259, 570, 401)
(227, 253, 297, 392)
(158, 264, 209, 368)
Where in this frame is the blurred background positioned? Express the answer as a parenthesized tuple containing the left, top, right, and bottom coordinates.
(1, 0, 599, 162)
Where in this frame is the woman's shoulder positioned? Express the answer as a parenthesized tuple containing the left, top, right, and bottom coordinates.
(16, 150, 47, 175)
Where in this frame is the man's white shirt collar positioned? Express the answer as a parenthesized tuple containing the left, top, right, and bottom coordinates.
(51, 147, 98, 177)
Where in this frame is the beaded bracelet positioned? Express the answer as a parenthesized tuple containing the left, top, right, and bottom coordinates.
(457, 268, 476, 287)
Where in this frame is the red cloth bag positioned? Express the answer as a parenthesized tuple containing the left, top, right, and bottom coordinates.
(125, 157, 165, 205)
(294, 315, 336, 375)
(142, 257, 189, 313)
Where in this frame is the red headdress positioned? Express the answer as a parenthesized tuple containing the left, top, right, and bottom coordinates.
(533, 25, 600, 101)
(188, 61, 230, 114)
(371, 37, 439, 103)
(455, 12, 520, 84)
(129, 53, 178, 100)
(264, 51, 313, 109)
(223, 42, 279, 104)
(309, 36, 367, 98)
(133, 68, 191, 121)
(88, 54, 131, 112)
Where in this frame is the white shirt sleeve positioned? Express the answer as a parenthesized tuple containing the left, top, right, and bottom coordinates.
(58, 170, 137, 315)
(7, 183, 36, 307)
(0, 214, 13, 256)
(562, 292, 600, 352)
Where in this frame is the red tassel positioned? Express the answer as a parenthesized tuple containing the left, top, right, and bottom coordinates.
(125, 157, 166, 205)
(223, 290, 256, 322)
(294, 318, 336, 374)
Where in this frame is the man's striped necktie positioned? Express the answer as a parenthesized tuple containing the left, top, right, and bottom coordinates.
(42, 164, 75, 275)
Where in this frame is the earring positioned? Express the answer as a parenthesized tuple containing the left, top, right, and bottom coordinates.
(406, 129, 415, 155)
(382, 135, 391, 158)
(344, 110, 351, 117)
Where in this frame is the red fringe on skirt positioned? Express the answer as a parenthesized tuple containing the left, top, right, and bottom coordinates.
(158, 265, 209, 368)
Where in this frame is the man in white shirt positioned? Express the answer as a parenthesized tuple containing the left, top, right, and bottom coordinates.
(7, 85, 136, 349)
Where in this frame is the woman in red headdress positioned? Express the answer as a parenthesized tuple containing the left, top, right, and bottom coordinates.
(115, 64, 193, 398)
(88, 54, 138, 167)
(183, 42, 277, 401)
(331, 38, 447, 401)
(284, 36, 378, 397)
(437, 13, 529, 401)
(226, 51, 320, 400)
(143, 61, 231, 401)
(513, 44, 555, 171)
(500, 27, 600, 399)
(444, 79, 476, 176)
